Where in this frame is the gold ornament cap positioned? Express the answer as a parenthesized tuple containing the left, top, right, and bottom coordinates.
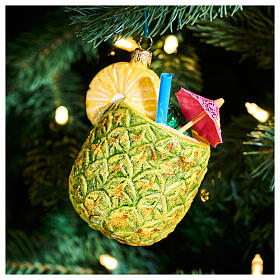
(131, 36, 153, 66)
(131, 48, 152, 66)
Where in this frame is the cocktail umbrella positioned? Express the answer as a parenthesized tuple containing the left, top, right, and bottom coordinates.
(175, 88, 224, 148)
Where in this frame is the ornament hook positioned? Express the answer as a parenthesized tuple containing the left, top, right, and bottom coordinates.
(138, 36, 153, 51)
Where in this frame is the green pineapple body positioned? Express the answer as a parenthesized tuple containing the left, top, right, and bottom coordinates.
(69, 101, 210, 246)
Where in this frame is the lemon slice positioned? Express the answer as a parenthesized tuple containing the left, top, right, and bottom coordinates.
(86, 61, 160, 125)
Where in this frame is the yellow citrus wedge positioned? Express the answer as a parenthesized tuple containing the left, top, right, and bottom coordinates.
(86, 61, 160, 125)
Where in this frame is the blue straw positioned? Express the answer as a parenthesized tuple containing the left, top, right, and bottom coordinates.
(156, 73, 173, 124)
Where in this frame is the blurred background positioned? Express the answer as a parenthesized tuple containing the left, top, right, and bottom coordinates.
(6, 6, 274, 274)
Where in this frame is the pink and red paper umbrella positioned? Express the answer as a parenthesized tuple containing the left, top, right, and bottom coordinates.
(175, 88, 223, 148)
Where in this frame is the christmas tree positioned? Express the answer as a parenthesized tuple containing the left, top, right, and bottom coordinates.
(6, 5, 274, 274)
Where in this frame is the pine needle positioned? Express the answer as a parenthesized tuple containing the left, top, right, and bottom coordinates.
(66, 6, 243, 47)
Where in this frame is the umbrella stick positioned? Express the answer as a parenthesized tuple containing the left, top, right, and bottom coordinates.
(178, 98, 224, 133)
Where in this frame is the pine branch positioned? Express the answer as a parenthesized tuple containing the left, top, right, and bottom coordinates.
(6, 229, 99, 274)
(7, 71, 89, 141)
(23, 136, 82, 209)
(6, 8, 94, 158)
(151, 35, 202, 94)
(189, 6, 274, 69)
(6, 214, 159, 275)
(7, 13, 97, 94)
(67, 6, 243, 47)
(243, 118, 274, 190)
(6, 8, 98, 118)
(6, 261, 95, 274)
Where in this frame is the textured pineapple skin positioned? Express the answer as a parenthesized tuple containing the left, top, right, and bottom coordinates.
(69, 101, 210, 246)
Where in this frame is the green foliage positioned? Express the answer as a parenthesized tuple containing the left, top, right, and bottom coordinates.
(206, 114, 258, 182)
(166, 104, 191, 137)
(6, 262, 95, 274)
(67, 6, 243, 47)
(166, 106, 194, 138)
(23, 136, 81, 209)
(191, 268, 215, 274)
(176, 268, 214, 274)
(151, 33, 203, 93)
(189, 6, 274, 69)
(200, 114, 274, 258)
(243, 118, 274, 190)
(6, 8, 97, 124)
(6, 8, 95, 211)
(179, 201, 222, 254)
(7, 71, 88, 142)
(7, 11, 97, 94)
(6, 209, 159, 274)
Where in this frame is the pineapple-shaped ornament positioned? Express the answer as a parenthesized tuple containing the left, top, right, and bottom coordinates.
(69, 38, 211, 246)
